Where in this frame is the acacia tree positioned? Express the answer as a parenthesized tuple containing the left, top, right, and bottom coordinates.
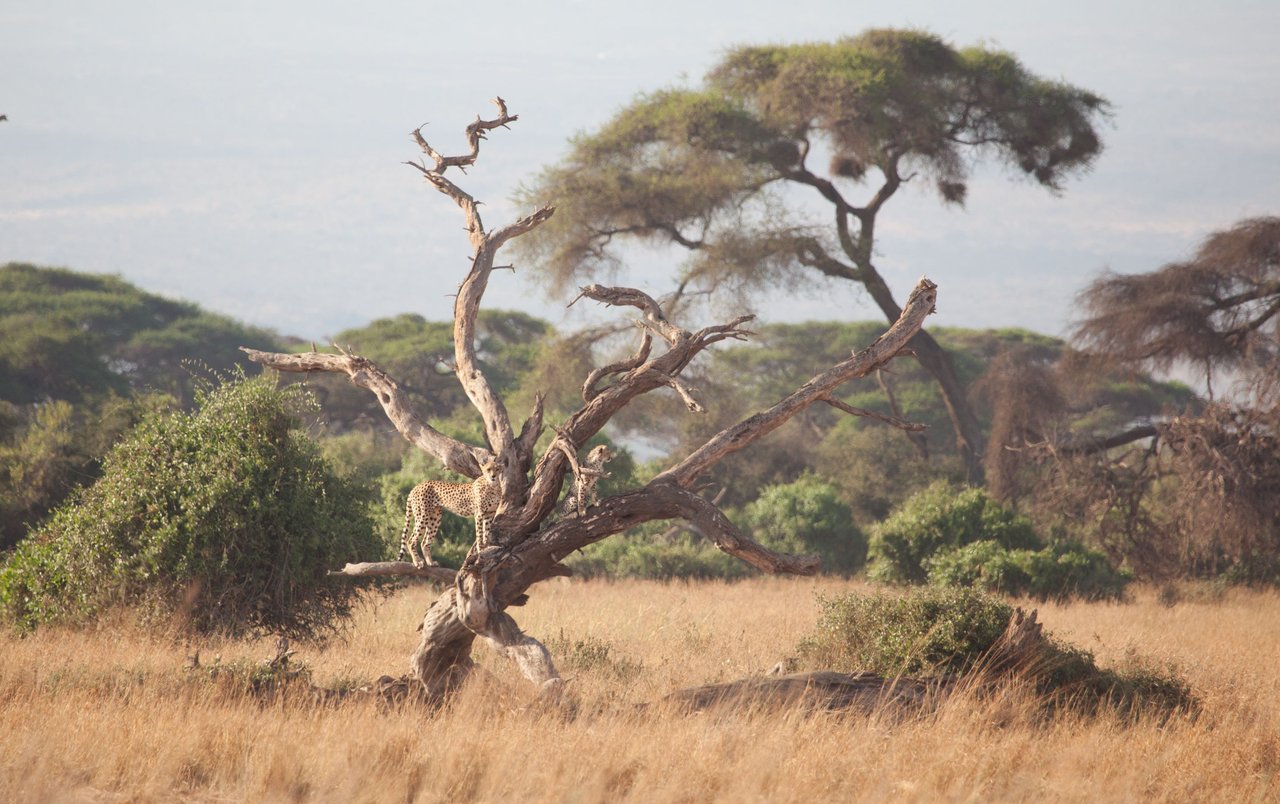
(515, 30, 1110, 481)
(985, 217, 1280, 577)
(243, 101, 938, 699)
(1075, 217, 1280, 399)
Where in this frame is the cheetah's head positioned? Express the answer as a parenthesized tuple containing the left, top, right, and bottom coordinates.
(587, 444, 614, 465)
(478, 455, 499, 483)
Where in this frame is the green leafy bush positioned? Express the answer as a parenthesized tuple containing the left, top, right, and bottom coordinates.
(924, 540, 1033, 595)
(0, 393, 173, 550)
(564, 530, 750, 581)
(796, 586, 1014, 677)
(1019, 540, 1132, 601)
(868, 482, 1040, 584)
(926, 539, 1131, 601)
(742, 474, 866, 573)
(0, 374, 379, 638)
(793, 587, 1193, 716)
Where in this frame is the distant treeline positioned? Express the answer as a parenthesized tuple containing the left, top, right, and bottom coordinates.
(0, 262, 1219, 594)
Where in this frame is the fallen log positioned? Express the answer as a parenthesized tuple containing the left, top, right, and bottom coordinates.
(659, 670, 950, 714)
(658, 608, 1046, 714)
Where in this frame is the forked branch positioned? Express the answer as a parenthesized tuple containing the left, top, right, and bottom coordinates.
(411, 97, 518, 175)
(410, 102, 556, 496)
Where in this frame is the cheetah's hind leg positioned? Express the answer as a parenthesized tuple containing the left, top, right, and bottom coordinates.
(399, 501, 422, 567)
(416, 509, 441, 568)
(405, 505, 433, 569)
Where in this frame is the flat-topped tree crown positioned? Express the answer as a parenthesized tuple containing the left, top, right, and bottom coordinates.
(710, 30, 1107, 194)
(517, 29, 1109, 482)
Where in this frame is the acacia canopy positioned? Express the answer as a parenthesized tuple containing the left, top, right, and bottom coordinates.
(520, 29, 1109, 295)
(518, 29, 1110, 478)
(1075, 216, 1280, 393)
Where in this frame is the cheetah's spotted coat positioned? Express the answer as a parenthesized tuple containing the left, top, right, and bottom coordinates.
(566, 444, 614, 517)
(398, 458, 500, 567)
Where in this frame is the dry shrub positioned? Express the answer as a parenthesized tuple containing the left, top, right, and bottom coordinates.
(793, 586, 1190, 718)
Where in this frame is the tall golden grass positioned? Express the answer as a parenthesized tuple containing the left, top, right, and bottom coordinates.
(2, 577, 1277, 802)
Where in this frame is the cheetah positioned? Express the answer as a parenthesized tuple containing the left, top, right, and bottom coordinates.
(564, 444, 614, 517)
(397, 457, 500, 568)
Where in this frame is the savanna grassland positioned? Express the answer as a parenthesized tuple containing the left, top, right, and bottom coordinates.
(2, 577, 1278, 802)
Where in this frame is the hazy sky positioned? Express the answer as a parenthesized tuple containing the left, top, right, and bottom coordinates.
(3, 1, 1278, 341)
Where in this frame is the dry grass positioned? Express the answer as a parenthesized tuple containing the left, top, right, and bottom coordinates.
(2, 577, 1278, 802)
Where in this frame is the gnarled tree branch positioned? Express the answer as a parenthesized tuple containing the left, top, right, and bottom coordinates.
(238, 347, 485, 476)
(250, 102, 943, 702)
(656, 277, 937, 488)
(583, 329, 653, 402)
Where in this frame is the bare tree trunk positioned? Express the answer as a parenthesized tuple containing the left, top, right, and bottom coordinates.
(792, 164, 986, 483)
(859, 265, 984, 482)
(409, 589, 479, 700)
(910, 329, 985, 481)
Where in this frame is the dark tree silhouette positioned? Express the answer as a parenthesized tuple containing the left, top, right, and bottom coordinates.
(1075, 217, 1280, 398)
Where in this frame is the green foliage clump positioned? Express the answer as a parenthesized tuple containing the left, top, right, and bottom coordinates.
(0, 374, 379, 638)
(926, 540, 1131, 601)
(564, 529, 750, 581)
(869, 484, 1130, 601)
(794, 587, 1194, 716)
(924, 540, 1032, 596)
(0, 263, 280, 405)
(0, 263, 283, 545)
(317, 430, 409, 484)
(0, 394, 169, 550)
(1017, 540, 1133, 601)
(868, 482, 1039, 584)
(796, 586, 1014, 677)
(742, 474, 866, 573)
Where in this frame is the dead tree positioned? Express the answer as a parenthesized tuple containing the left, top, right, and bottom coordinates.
(242, 100, 938, 702)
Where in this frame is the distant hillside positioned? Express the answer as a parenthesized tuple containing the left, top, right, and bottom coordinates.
(0, 263, 282, 406)
(0, 263, 284, 548)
